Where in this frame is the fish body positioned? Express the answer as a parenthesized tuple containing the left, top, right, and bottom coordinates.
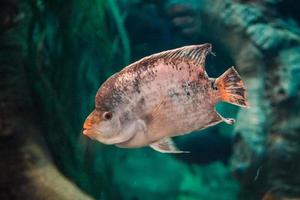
(83, 43, 249, 153)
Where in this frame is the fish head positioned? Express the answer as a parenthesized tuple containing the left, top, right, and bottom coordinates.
(83, 109, 126, 144)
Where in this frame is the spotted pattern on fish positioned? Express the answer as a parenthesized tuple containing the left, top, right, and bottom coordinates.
(84, 44, 249, 152)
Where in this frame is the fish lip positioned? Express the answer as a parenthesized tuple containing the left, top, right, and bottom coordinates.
(82, 129, 90, 136)
(82, 127, 98, 138)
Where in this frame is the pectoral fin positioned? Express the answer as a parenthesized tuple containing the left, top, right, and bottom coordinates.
(150, 98, 166, 120)
(150, 137, 189, 153)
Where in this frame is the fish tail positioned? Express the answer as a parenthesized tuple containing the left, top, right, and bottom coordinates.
(215, 67, 249, 108)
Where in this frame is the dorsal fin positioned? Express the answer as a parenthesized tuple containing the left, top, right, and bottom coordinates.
(124, 43, 213, 72)
(143, 43, 212, 66)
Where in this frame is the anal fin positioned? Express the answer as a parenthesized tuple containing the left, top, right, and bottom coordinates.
(150, 138, 189, 153)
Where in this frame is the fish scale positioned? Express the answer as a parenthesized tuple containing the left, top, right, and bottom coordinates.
(129, 60, 215, 141)
(83, 44, 249, 153)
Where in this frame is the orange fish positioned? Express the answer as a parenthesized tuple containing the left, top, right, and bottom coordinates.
(83, 44, 249, 153)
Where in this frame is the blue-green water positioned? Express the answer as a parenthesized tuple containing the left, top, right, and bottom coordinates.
(1, 0, 300, 200)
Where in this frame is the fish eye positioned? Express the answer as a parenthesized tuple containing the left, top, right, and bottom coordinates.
(103, 112, 113, 120)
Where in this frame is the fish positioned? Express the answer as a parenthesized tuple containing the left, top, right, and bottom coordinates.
(83, 43, 249, 153)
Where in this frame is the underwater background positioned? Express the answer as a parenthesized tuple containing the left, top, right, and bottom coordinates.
(1, 0, 300, 200)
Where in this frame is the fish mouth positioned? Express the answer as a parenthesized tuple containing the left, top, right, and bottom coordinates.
(83, 128, 92, 136)
(82, 128, 98, 138)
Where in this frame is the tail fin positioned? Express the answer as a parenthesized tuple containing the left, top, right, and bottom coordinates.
(215, 67, 249, 108)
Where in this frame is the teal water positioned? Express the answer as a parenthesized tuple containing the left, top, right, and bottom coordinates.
(9, 0, 300, 200)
